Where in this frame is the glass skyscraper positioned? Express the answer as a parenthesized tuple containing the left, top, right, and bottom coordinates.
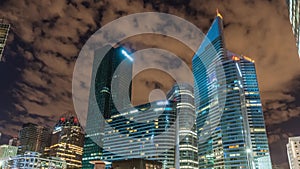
(0, 20, 10, 61)
(192, 12, 272, 168)
(82, 45, 133, 168)
(167, 83, 198, 169)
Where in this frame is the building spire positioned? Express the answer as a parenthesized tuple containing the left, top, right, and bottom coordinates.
(216, 8, 223, 19)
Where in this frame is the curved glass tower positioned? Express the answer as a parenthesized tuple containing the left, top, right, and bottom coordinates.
(82, 45, 133, 168)
(192, 12, 272, 169)
(167, 83, 198, 169)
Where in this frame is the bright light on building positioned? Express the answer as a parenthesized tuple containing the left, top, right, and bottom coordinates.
(121, 49, 133, 62)
(156, 100, 169, 106)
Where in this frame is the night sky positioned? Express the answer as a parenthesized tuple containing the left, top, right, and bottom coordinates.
(0, 0, 300, 168)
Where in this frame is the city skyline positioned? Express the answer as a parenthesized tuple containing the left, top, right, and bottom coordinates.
(0, 0, 299, 168)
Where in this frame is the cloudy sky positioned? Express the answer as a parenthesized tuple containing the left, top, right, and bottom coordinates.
(0, 0, 299, 168)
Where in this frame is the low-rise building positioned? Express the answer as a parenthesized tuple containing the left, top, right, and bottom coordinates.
(2, 151, 66, 169)
(0, 145, 18, 159)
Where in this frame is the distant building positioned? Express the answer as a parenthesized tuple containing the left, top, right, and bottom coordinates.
(287, 0, 300, 57)
(44, 114, 84, 168)
(112, 158, 162, 169)
(287, 136, 300, 169)
(0, 145, 18, 159)
(8, 137, 19, 146)
(0, 19, 10, 61)
(2, 151, 66, 169)
(18, 123, 51, 155)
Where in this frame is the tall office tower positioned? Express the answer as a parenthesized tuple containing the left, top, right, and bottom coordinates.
(103, 100, 176, 169)
(287, 0, 300, 57)
(228, 52, 272, 169)
(82, 45, 133, 168)
(192, 12, 272, 168)
(18, 123, 51, 155)
(0, 20, 10, 61)
(287, 136, 300, 169)
(167, 83, 198, 169)
(44, 114, 84, 168)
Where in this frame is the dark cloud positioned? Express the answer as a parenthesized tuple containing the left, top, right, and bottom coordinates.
(0, 0, 299, 168)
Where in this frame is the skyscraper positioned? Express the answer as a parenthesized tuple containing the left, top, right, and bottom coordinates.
(167, 83, 198, 169)
(44, 114, 84, 168)
(287, 136, 300, 169)
(0, 19, 10, 61)
(103, 100, 177, 169)
(18, 123, 51, 155)
(287, 0, 300, 57)
(82, 45, 133, 168)
(192, 12, 272, 168)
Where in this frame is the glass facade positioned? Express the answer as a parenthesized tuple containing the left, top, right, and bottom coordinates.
(82, 45, 133, 168)
(167, 83, 198, 169)
(192, 14, 271, 169)
(235, 53, 272, 169)
(0, 20, 9, 61)
(103, 100, 176, 169)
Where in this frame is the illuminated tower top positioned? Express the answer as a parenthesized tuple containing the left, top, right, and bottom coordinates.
(216, 9, 223, 19)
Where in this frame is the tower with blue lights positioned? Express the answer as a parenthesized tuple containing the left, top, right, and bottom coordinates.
(192, 11, 272, 168)
(82, 45, 133, 169)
